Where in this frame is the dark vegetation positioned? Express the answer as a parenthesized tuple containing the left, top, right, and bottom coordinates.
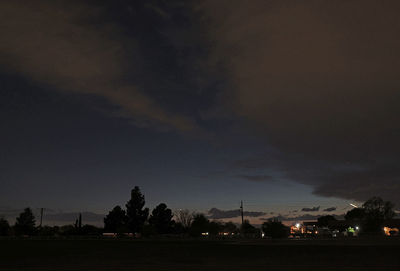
(0, 190, 399, 270)
(345, 196, 396, 232)
(261, 219, 288, 239)
(0, 189, 396, 239)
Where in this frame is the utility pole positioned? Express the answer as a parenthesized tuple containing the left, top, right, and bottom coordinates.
(40, 208, 44, 227)
(240, 201, 244, 236)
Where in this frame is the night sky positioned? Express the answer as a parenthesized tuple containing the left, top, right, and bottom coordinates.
(1, 0, 399, 227)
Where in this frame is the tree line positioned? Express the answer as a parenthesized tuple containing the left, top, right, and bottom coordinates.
(0, 208, 103, 237)
(0, 189, 396, 238)
(104, 186, 247, 238)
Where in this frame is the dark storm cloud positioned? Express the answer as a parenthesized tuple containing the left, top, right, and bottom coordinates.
(208, 208, 266, 219)
(260, 213, 345, 222)
(323, 207, 337, 212)
(197, 0, 400, 205)
(235, 175, 275, 183)
(0, 0, 197, 132)
(2, 0, 400, 214)
(301, 206, 320, 212)
(312, 164, 400, 203)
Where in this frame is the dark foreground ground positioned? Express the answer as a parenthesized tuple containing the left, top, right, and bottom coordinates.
(1, 236, 400, 271)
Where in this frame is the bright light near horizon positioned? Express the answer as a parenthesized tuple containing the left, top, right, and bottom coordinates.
(350, 203, 358, 208)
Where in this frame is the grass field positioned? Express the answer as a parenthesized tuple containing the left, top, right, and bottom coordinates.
(1, 236, 400, 271)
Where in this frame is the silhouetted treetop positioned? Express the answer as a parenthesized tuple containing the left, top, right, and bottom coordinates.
(104, 205, 127, 233)
(149, 203, 174, 235)
(15, 207, 36, 236)
(126, 186, 149, 234)
(262, 219, 288, 240)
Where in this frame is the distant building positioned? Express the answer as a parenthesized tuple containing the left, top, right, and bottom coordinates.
(298, 219, 400, 236)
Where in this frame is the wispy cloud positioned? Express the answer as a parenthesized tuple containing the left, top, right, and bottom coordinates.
(260, 213, 345, 222)
(0, 0, 196, 132)
(301, 206, 320, 212)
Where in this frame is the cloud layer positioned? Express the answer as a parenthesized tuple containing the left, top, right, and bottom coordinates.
(0, 0, 196, 132)
(1, 0, 399, 212)
(301, 206, 320, 212)
(197, 0, 400, 205)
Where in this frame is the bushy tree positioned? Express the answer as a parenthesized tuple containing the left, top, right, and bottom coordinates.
(207, 220, 223, 235)
(38, 226, 60, 236)
(262, 219, 288, 240)
(59, 225, 75, 236)
(126, 186, 149, 234)
(362, 196, 396, 221)
(362, 196, 396, 232)
(81, 224, 103, 235)
(224, 221, 237, 234)
(174, 209, 193, 232)
(345, 208, 365, 220)
(104, 205, 127, 232)
(0, 216, 11, 236)
(191, 213, 209, 231)
(14, 208, 37, 236)
(148, 203, 174, 235)
(189, 213, 209, 238)
(241, 219, 255, 234)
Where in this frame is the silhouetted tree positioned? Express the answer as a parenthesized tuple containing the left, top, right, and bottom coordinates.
(174, 209, 193, 232)
(318, 215, 336, 226)
(0, 216, 11, 236)
(262, 219, 288, 240)
(14, 208, 36, 236)
(191, 213, 209, 231)
(207, 220, 223, 235)
(81, 224, 102, 235)
(38, 225, 60, 236)
(104, 205, 127, 232)
(148, 203, 174, 235)
(74, 213, 82, 235)
(189, 213, 209, 238)
(126, 186, 149, 234)
(362, 196, 396, 232)
(345, 208, 365, 220)
(241, 219, 255, 234)
(224, 221, 237, 234)
(59, 225, 75, 236)
(172, 222, 184, 235)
